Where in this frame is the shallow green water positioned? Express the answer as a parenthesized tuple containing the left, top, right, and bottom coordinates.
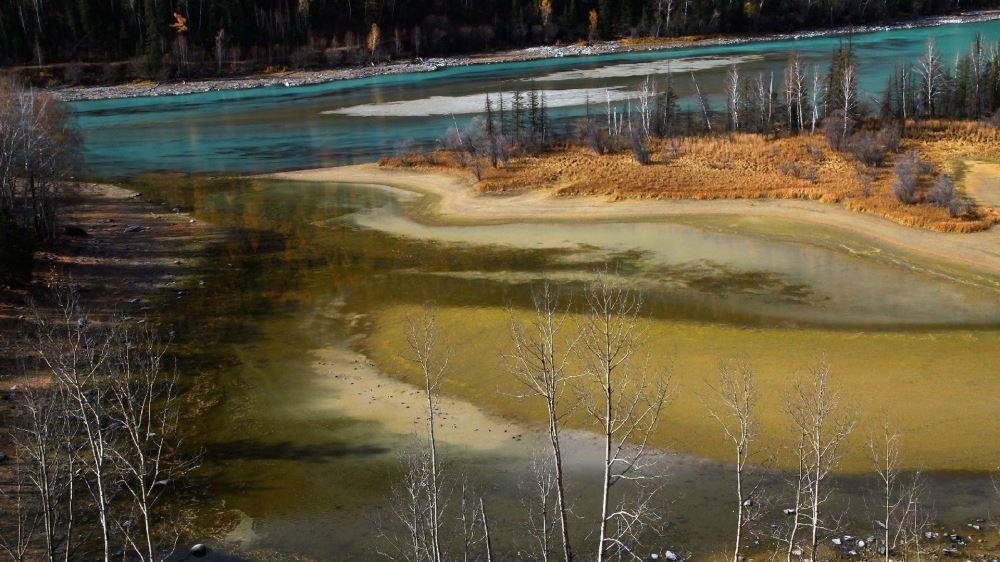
(129, 174, 999, 559)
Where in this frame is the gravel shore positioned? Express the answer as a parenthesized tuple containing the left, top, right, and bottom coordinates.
(52, 10, 1000, 102)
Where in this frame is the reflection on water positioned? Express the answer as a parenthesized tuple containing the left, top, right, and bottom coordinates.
(128, 174, 999, 559)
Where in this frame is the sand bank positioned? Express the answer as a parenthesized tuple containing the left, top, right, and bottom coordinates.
(269, 164, 1000, 278)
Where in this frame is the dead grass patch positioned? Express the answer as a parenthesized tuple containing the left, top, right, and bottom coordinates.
(383, 120, 1000, 233)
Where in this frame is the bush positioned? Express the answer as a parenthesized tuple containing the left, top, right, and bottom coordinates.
(925, 173, 955, 205)
(854, 162, 876, 196)
(877, 125, 901, 153)
(947, 197, 973, 218)
(823, 111, 853, 151)
(847, 130, 886, 167)
(892, 150, 924, 204)
(0, 214, 35, 286)
(577, 118, 608, 155)
(630, 128, 650, 165)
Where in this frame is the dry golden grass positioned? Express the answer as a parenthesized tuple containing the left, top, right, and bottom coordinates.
(383, 120, 1000, 233)
(617, 34, 723, 47)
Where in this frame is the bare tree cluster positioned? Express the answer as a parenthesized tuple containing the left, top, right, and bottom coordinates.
(373, 283, 976, 562)
(0, 79, 78, 242)
(0, 79, 79, 285)
(0, 287, 195, 561)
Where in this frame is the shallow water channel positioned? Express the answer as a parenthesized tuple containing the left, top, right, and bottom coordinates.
(65, 15, 1000, 559)
(124, 174, 1000, 560)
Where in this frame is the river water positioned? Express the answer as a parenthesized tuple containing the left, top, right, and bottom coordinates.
(70, 18, 1000, 561)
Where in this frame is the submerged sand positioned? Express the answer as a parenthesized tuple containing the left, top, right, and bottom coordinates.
(269, 164, 1000, 278)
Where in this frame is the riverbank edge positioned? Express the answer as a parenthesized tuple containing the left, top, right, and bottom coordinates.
(48, 10, 1000, 102)
(265, 163, 1000, 288)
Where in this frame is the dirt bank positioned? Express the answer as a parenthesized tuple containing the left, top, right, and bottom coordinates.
(0, 180, 224, 423)
(269, 163, 1000, 279)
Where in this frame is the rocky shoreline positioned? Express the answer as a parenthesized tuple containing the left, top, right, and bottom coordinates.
(51, 10, 1000, 102)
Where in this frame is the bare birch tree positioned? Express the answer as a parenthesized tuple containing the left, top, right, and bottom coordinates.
(506, 284, 577, 562)
(917, 38, 943, 116)
(785, 361, 856, 562)
(691, 74, 712, 131)
(839, 62, 858, 144)
(810, 64, 823, 133)
(34, 289, 118, 562)
(866, 416, 929, 562)
(106, 322, 194, 561)
(405, 310, 450, 562)
(581, 279, 670, 562)
(704, 358, 760, 562)
(379, 446, 439, 562)
(9, 384, 77, 562)
(726, 66, 742, 131)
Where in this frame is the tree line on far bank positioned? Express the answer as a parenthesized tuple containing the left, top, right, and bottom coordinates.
(1, 0, 995, 85)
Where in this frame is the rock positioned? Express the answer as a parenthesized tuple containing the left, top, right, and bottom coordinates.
(0, 453, 8, 464)
(664, 551, 679, 561)
(791, 547, 802, 557)
(64, 225, 88, 237)
(832, 538, 842, 546)
(856, 540, 866, 548)
(650, 554, 659, 560)
(783, 508, 796, 515)
(128, 192, 141, 198)
(190, 543, 208, 558)
(124, 224, 143, 233)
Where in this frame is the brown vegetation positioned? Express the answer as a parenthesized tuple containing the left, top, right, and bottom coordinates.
(384, 120, 1000, 233)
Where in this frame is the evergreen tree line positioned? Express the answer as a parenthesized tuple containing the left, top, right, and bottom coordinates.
(0, 0, 994, 82)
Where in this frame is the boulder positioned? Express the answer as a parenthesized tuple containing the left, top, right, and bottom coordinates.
(190, 543, 208, 558)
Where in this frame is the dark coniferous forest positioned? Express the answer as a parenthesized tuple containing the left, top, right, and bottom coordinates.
(1, 0, 997, 80)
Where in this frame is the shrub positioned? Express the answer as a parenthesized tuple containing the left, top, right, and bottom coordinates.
(892, 150, 924, 204)
(925, 173, 956, 205)
(947, 197, 973, 218)
(630, 128, 650, 165)
(0, 214, 35, 286)
(877, 125, 901, 153)
(847, 130, 886, 167)
(854, 162, 876, 196)
(823, 111, 853, 151)
(577, 118, 608, 155)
